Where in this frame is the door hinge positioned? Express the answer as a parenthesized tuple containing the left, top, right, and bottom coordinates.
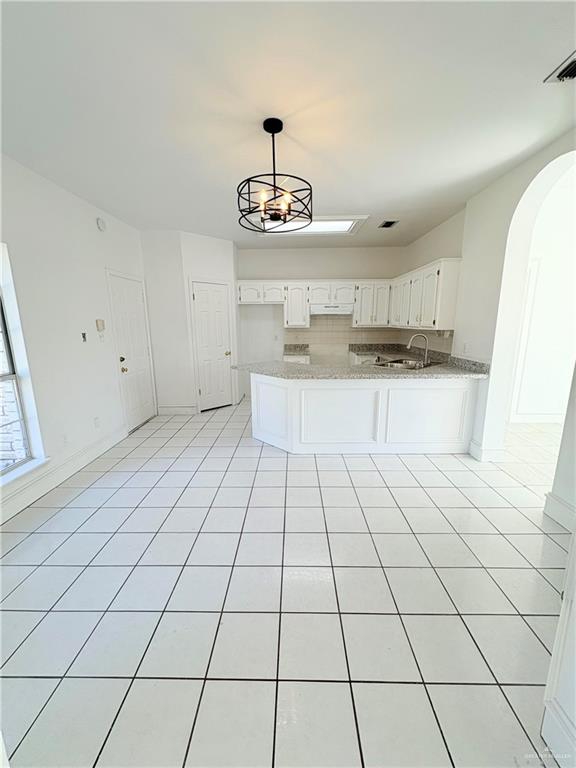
(192, 292, 195, 300)
(198, 388, 201, 395)
(437, 269, 440, 276)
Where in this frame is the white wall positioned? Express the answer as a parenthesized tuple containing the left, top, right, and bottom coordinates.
(403, 210, 465, 270)
(1, 156, 145, 516)
(237, 246, 406, 279)
(142, 230, 240, 411)
(510, 168, 575, 422)
(454, 131, 575, 364)
(544, 366, 576, 531)
(141, 231, 195, 411)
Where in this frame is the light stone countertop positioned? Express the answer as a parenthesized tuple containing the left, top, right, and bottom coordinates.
(236, 359, 488, 380)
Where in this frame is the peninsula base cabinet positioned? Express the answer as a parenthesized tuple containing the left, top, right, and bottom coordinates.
(250, 373, 479, 454)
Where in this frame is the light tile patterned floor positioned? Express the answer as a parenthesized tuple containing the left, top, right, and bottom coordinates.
(0, 408, 570, 767)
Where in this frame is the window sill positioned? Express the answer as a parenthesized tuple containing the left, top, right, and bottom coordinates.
(0, 457, 49, 488)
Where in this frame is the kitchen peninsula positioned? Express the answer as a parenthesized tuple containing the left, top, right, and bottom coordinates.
(239, 348, 488, 455)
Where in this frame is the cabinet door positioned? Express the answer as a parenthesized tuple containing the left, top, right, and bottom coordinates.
(331, 282, 356, 304)
(238, 282, 262, 304)
(353, 283, 375, 326)
(389, 281, 401, 325)
(262, 283, 284, 303)
(420, 267, 439, 327)
(284, 283, 310, 328)
(399, 278, 412, 326)
(373, 282, 390, 326)
(408, 273, 423, 326)
(308, 283, 331, 304)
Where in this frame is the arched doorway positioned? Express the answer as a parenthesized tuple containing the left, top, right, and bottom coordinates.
(473, 150, 576, 454)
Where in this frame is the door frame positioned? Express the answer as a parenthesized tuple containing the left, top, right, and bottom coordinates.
(105, 269, 158, 432)
(186, 278, 237, 413)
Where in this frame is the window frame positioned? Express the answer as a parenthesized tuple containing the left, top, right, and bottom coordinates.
(0, 294, 31, 475)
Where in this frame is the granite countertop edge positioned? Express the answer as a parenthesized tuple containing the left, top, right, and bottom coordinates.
(235, 360, 488, 380)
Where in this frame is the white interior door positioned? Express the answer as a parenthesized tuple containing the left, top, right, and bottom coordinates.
(109, 273, 156, 431)
(192, 281, 232, 411)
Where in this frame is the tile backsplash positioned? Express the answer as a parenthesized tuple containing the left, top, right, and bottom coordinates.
(283, 315, 453, 353)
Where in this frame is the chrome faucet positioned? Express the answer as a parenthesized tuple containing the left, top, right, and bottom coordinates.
(407, 334, 429, 366)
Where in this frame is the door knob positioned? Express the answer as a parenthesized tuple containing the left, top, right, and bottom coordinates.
(224, 350, 231, 356)
(121, 366, 128, 373)
(119, 356, 126, 362)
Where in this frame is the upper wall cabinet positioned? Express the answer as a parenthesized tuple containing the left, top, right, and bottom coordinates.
(308, 282, 355, 304)
(238, 281, 284, 304)
(353, 281, 391, 327)
(237, 259, 460, 330)
(407, 260, 460, 330)
(390, 276, 411, 326)
(284, 282, 310, 328)
(308, 283, 331, 304)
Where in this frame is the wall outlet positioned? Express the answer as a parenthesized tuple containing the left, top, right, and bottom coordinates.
(94, 416, 100, 429)
(462, 342, 468, 355)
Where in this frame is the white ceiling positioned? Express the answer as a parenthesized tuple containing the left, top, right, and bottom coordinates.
(2, 1, 574, 248)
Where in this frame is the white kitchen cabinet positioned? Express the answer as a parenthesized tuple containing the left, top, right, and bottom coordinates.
(284, 283, 310, 328)
(308, 283, 331, 304)
(408, 272, 424, 327)
(353, 283, 375, 327)
(373, 282, 391, 326)
(331, 282, 356, 303)
(262, 282, 285, 304)
(390, 276, 411, 326)
(238, 282, 262, 304)
(354, 281, 390, 326)
(309, 282, 355, 304)
(420, 266, 440, 327)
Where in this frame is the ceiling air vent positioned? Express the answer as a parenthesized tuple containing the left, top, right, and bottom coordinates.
(544, 50, 576, 82)
(378, 220, 399, 229)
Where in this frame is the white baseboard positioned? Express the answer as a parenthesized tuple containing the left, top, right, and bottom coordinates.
(544, 492, 576, 532)
(469, 439, 486, 461)
(0, 427, 127, 523)
(157, 406, 197, 416)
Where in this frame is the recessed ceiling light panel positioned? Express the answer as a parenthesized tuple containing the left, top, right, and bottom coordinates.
(258, 215, 368, 237)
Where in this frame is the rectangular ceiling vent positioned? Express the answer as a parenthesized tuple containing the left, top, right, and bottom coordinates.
(544, 51, 576, 82)
(378, 220, 399, 229)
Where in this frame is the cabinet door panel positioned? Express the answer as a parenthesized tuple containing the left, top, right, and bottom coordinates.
(399, 279, 411, 326)
(373, 282, 390, 326)
(420, 267, 439, 327)
(308, 283, 331, 304)
(238, 282, 262, 304)
(353, 283, 375, 326)
(409, 274, 423, 327)
(331, 282, 356, 304)
(262, 283, 284, 303)
(284, 283, 310, 328)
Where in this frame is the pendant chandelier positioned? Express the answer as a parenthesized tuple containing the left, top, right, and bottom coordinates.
(237, 117, 313, 233)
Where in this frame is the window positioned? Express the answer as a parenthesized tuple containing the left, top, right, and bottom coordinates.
(0, 296, 31, 473)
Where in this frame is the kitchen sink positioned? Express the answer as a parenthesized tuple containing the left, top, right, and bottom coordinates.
(375, 358, 438, 369)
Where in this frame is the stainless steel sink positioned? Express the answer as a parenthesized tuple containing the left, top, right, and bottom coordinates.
(375, 358, 439, 369)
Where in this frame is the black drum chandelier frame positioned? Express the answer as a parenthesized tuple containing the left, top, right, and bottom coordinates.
(237, 117, 313, 233)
